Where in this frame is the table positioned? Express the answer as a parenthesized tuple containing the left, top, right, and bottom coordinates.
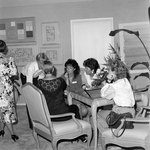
(68, 89, 149, 150)
(67, 88, 102, 106)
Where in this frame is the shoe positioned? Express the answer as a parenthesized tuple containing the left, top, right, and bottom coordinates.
(11, 134, 19, 142)
(0, 130, 5, 137)
(80, 136, 87, 143)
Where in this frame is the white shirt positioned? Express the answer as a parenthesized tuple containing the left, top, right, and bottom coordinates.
(21, 61, 44, 83)
(101, 78, 135, 107)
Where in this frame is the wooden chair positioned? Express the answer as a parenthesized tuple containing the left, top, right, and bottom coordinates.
(91, 90, 150, 150)
(22, 83, 92, 150)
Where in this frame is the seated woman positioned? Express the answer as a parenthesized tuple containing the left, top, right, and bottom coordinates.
(81, 58, 101, 89)
(35, 60, 87, 143)
(98, 47, 135, 129)
(61, 59, 88, 118)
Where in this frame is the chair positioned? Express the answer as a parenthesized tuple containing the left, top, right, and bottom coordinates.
(22, 83, 92, 150)
(91, 90, 150, 150)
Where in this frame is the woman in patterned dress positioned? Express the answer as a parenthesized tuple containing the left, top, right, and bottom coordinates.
(0, 40, 19, 141)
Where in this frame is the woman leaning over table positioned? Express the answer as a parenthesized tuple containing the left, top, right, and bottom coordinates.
(20, 52, 49, 130)
(0, 40, 19, 142)
(61, 58, 88, 119)
(35, 60, 87, 143)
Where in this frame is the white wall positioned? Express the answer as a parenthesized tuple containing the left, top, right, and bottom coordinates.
(0, 0, 149, 104)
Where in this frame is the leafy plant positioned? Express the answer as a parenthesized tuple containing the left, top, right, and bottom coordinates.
(109, 29, 150, 91)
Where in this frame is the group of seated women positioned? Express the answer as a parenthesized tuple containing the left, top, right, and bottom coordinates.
(20, 52, 103, 143)
(21, 48, 137, 145)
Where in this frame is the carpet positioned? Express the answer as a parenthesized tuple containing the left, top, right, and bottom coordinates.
(0, 105, 102, 150)
(0, 106, 144, 150)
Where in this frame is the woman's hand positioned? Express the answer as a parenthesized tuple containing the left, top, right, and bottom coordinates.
(33, 70, 44, 78)
(64, 73, 69, 79)
(64, 90, 69, 95)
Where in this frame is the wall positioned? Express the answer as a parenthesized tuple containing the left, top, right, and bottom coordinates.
(0, 0, 150, 104)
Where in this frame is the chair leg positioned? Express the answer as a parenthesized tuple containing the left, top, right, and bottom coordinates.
(52, 140, 58, 150)
(32, 130, 40, 148)
(87, 132, 92, 150)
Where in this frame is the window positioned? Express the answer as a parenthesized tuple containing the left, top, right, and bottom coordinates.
(119, 22, 150, 71)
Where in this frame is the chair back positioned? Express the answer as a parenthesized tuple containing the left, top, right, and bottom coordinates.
(22, 83, 53, 136)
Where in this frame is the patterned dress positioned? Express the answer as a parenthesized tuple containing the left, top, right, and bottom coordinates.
(0, 53, 17, 124)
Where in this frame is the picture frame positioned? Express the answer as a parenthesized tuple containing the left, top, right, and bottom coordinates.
(7, 45, 38, 66)
(42, 22, 60, 45)
(41, 47, 63, 64)
(0, 17, 36, 43)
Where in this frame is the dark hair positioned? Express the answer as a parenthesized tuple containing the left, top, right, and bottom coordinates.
(43, 60, 56, 76)
(83, 58, 100, 73)
(64, 59, 80, 79)
(0, 40, 8, 54)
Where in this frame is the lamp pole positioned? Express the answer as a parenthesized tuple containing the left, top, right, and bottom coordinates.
(109, 29, 150, 60)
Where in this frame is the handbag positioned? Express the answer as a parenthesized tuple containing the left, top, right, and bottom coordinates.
(106, 111, 134, 137)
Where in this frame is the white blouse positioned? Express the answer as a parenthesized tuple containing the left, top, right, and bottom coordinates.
(22, 61, 44, 83)
(101, 78, 135, 107)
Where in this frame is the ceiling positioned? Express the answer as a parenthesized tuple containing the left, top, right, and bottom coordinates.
(0, 0, 93, 7)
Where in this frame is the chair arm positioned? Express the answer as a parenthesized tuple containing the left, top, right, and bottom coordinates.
(136, 106, 150, 117)
(50, 113, 75, 118)
(134, 85, 149, 93)
(67, 92, 73, 105)
(113, 117, 150, 137)
(141, 106, 150, 110)
(134, 90, 149, 106)
(125, 117, 150, 123)
(91, 98, 114, 150)
(50, 113, 82, 131)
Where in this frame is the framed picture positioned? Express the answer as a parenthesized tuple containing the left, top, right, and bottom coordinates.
(42, 22, 60, 45)
(7, 45, 37, 66)
(41, 47, 63, 64)
(0, 17, 36, 43)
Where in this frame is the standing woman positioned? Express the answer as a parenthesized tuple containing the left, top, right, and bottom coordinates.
(0, 40, 19, 141)
(20, 52, 49, 130)
(20, 52, 49, 85)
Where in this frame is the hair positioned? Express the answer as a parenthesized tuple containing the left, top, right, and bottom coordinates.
(105, 45, 130, 80)
(109, 60, 129, 80)
(36, 52, 49, 63)
(0, 40, 8, 54)
(83, 58, 100, 73)
(43, 60, 56, 76)
(64, 59, 80, 79)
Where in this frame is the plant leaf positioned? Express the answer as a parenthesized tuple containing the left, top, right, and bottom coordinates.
(133, 72, 150, 80)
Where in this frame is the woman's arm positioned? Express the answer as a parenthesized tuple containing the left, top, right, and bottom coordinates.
(101, 83, 116, 100)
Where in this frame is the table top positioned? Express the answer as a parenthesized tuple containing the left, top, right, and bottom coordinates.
(69, 88, 101, 106)
(68, 87, 148, 107)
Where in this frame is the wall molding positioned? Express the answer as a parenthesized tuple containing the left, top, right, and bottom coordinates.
(0, 0, 95, 7)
